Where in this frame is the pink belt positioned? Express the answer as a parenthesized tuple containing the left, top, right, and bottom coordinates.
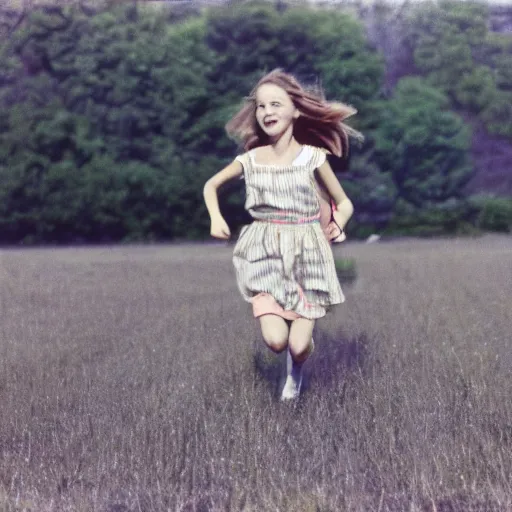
(254, 212, 321, 225)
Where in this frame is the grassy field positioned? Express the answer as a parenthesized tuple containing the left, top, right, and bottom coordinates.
(1, 236, 511, 511)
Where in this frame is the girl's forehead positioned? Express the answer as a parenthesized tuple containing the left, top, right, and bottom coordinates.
(255, 83, 291, 102)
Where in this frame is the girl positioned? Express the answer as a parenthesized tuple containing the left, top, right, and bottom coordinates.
(203, 69, 361, 400)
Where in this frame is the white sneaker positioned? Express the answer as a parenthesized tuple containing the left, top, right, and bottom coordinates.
(280, 372, 302, 401)
(281, 338, 314, 401)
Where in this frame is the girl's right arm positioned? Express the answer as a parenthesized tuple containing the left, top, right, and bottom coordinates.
(203, 160, 243, 239)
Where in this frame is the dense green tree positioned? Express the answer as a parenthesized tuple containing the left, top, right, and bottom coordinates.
(205, 3, 384, 117)
(341, 150, 397, 236)
(0, 4, 223, 243)
(2, 1, 508, 243)
(373, 77, 473, 233)
(454, 66, 496, 114)
(405, 0, 512, 138)
(0, 98, 103, 242)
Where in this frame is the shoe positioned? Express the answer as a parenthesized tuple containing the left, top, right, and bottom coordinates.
(281, 338, 314, 401)
(280, 372, 302, 401)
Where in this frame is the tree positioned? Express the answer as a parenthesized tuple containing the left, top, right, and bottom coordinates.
(341, 149, 397, 236)
(405, 0, 511, 139)
(0, 4, 223, 243)
(373, 77, 473, 234)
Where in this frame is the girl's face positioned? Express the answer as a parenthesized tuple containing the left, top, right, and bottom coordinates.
(255, 83, 300, 140)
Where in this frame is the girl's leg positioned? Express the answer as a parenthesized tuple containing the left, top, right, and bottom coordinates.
(281, 318, 315, 401)
(259, 314, 289, 353)
(288, 318, 315, 362)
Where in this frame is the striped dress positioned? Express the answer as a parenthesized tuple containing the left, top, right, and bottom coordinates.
(232, 145, 345, 320)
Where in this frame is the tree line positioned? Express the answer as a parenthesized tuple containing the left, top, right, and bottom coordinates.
(0, 0, 510, 244)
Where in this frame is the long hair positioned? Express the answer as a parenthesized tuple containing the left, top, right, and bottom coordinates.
(225, 69, 363, 158)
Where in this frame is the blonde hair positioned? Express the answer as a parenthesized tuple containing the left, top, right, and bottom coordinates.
(225, 69, 363, 158)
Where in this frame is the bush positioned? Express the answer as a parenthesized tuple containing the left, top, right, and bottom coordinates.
(471, 196, 512, 233)
(335, 257, 357, 284)
(383, 197, 475, 236)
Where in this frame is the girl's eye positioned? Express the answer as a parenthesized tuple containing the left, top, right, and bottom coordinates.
(256, 103, 280, 109)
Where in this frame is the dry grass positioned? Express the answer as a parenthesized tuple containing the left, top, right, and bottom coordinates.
(1, 236, 511, 511)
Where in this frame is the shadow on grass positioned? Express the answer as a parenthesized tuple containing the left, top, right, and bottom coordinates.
(252, 346, 287, 398)
(252, 329, 371, 399)
(308, 329, 370, 389)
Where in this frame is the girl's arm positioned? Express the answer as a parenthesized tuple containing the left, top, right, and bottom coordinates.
(316, 159, 354, 239)
(203, 160, 243, 239)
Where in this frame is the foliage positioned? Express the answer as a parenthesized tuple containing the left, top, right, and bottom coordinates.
(384, 198, 479, 237)
(0, 4, 223, 243)
(373, 77, 473, 235)
(204, 2, 384, 137)
(470, 195, 512, 233)
(405, 0, 512, 138)
(334, 257, 357, 284)
(341, 148, 397, 235)
(0, 1, 509, 244)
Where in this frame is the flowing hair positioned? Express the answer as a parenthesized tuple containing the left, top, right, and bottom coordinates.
(225, 69, 363, 158)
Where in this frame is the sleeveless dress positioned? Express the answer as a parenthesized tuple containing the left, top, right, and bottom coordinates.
(232, 145, 345, 320)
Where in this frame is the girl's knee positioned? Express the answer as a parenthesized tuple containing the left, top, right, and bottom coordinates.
(288, 337, 312, 362)
(263, 333, 288, 353)
(259, 315, 289, 353)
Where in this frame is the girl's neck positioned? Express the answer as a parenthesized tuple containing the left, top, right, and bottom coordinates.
(268, 130, 300, 157)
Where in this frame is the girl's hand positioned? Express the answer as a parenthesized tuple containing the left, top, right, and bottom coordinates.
(330, 210, 347, 243)
(331, 229, 346, 243)
(326, 221, 340, 241)
(210, 216, 231, 240)
(327, 221, 346, 243)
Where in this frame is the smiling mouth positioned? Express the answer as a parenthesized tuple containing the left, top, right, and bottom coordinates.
(264, 120, 278, 128)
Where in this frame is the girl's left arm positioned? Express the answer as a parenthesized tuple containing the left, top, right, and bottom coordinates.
(316, 159, 354, 231)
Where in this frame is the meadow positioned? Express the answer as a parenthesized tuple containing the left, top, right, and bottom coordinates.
(1, 236, 511, 511)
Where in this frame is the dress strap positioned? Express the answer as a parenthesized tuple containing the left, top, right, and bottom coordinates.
(310, 146, 328, 170)
(235, 152, 252, 177)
